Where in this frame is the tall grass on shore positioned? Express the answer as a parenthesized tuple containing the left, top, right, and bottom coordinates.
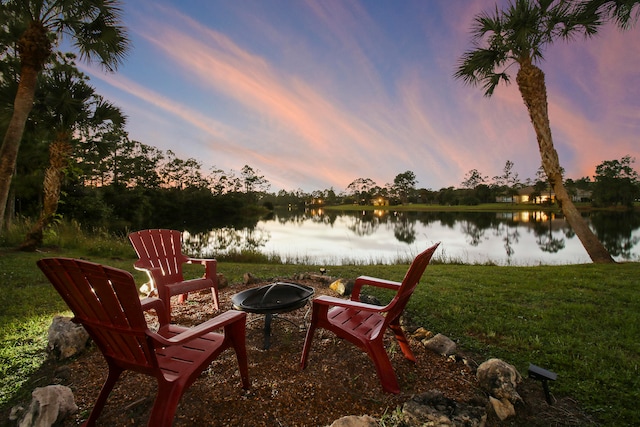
(0, 223, 638, 426)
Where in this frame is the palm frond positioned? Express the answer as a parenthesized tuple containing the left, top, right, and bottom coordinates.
(454, 48, 511, 97)
(579, 0, 639, 30)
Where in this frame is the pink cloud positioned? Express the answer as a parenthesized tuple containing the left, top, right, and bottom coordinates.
(86, 0, 639, 192)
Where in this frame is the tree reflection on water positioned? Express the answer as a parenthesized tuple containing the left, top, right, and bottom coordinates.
(180, 209, 640, 265)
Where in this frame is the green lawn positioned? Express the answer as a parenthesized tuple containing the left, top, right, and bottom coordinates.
(1, 247, 638, 426)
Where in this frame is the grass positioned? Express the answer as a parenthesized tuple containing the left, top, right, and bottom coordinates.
(0, 223, 638, 426)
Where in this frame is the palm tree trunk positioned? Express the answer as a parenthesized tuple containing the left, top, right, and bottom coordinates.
(516, 60, 614, 263)
(0, 21, 52, 230)
(0, 65, 39, 230)
(20, 138, 71, 251)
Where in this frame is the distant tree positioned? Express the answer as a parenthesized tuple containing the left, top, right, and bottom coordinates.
(393, 170, 417, 204)
(592, 155, 640, 207)
(474, 184, 495, 204)
(323, 187, 338, 205)
(574, 176, 593, 190)
(492, 160, 521, 188)
(161, 151, 208, 189)
(346, 177, 376, 204)
(240, 164, 270, 202)
(437, 186, 459, 206)
(461, 169, 488, 189)
(110, 138, 163, 188)
(454, 0, 614, 263)
(0, 0, 130, 230)
(208, 167, 241, 195)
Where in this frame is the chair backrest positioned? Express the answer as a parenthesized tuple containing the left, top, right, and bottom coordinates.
(129, 229, 187, 284)
(37, 258, 157, 370)
(385, 242, 440, 323)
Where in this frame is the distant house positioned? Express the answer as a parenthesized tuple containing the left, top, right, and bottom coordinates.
(572, 188, 592, 203)
(496, 186, 556, 204)
(523, 185, 556, 204)
(515, 186, 534, 203)
(371, 196, 389, 206)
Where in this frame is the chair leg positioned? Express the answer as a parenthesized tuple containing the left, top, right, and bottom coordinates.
(177, 293, 188, 304)
(211, 287, 220, 310)
(368, 344, 401, 394)
(83, 363, 123, 426)
(389, 322, 416, 362)
(148, 380, 183, 427)
(300, 322, 317, 369)
(226, 318, 250, 389)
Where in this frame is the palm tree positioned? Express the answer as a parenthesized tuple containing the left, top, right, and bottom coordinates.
(454, 0, 614, 263)
(0, 0, 129, 230)
(19, 54, 126, 250)
(580, 0, 640, 28)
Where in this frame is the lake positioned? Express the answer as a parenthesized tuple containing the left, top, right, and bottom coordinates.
(186, 209, 640, 266)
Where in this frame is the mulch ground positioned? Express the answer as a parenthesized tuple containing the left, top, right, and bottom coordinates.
(4, 274, 597, 426)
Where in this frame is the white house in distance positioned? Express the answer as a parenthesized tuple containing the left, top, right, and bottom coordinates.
(497, 186, 591, 204)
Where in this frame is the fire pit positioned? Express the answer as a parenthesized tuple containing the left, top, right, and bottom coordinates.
(231, 282, 314, 349)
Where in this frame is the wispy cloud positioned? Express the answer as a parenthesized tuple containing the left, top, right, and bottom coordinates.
(82, 0, 639, 191)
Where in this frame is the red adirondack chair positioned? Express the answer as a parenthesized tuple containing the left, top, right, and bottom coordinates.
(129, 229, 220, 313)
(37, 257, 249, 427)
(300, 242, 440, 394)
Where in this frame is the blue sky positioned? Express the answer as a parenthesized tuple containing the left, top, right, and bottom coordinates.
(81, 0, 640, 193)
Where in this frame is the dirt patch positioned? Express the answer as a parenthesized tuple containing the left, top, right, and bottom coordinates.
(5, 276, 597, 426)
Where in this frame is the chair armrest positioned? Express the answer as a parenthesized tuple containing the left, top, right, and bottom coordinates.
(140, 297, 170, 326)
(313, 295, 388, 312)
(351, 276, 401, 300)
(186, 257, 217, 281)
(134, 265, 173, 288)
(152, 310, 246, 346)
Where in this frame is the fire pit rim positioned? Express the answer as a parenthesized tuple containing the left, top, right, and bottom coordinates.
(231, 281, 315, 314)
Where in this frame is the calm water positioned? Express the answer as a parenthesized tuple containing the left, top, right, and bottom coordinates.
(186, 209, 640, 266)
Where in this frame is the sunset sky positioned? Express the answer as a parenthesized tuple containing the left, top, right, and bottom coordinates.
(81, 0, 640, 193)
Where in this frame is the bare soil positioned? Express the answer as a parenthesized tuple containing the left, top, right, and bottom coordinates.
(7, 275, 597, 426)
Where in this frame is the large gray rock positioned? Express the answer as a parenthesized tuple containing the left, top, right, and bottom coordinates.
(17, 385, 77, 427)
(477, 358, 522, 421)
(423, 333, 457, 356)
(47, 316, 90, 360)
(476, 358, 522, 403)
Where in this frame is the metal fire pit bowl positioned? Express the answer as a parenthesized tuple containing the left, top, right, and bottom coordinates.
(231, 282, 314, 349)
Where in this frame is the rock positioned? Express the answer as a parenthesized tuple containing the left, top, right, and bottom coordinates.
(489, 396, 516, 421)
(47, 316, 90, 360)
(17, 385, 77, 427)
(329, 278, 346, 295)
(328, 415, 378, 427)
(217, 273, 228, 289)
(243, 272, 260, 285)
(402, 390, 487, 426)
(476, 358, 523, 404)
(423, 333, 457, 356)
(412, 327, 434, 341)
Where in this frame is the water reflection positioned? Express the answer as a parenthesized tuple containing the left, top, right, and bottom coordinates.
(183, 209, 640, 265)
